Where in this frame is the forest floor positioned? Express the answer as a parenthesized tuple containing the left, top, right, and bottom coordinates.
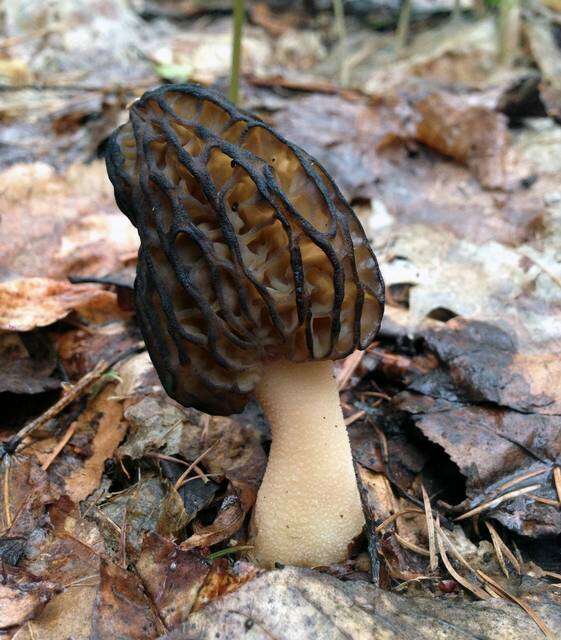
(1, 1, 561, 638)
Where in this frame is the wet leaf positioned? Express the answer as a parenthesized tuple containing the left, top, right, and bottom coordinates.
(96, 476, 189, 561)
(0, 278, 120, 332)
(0, 455, 57, 538)
(0, 162, 138, 280)
(136, 532, 212, 628)
(180, 489, 245, 552)
(92, 559, 164, 640)
(0, 334, 59, 395)
(0, 566, 55, 630)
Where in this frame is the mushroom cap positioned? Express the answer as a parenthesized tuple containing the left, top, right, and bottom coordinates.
(106, 84, 384, 414)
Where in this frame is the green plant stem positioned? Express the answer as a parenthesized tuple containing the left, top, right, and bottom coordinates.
(229, 0, 245, 105)
(396, 0, 412, 52)
(498, 0, 520, 66)
(333, 0, 347, 44)
(208, 545, 253, 560)
(333, 0, 349, 85)
(452, 0, 461, 21)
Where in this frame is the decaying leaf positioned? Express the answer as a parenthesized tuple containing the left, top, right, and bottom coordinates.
(0, 278, 120, 332)
(0, 333, 59, 395)
(49, 385, 128, 503)
(0, 455, 57, 537)
(137, 533, 212, 628)
(0, 162, 138, 280)
(16, 498, 104, 640)
(0, 566, 55, 630)
(161, 567, 561, 640)
(92, 559, 165, 639)
(96, 475, 189, 561)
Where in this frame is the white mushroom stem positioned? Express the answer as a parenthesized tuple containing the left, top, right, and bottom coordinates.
(252, 358, 365, 567)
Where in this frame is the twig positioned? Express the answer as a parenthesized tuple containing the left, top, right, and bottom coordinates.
(7, 343, 144, 453)
(394, 533, 430, 557)
(421, 484, 438, 572)
(2, 457, 12, 528)
(9, 360, 108, 451)
(527, 494, 560, 507)
(486, 521, 510, 578)
(477, 570, 554, 638)
(181, 473, 221, 484)
(344, 410, 365, 426)
(553, 467, 561, 506)
(337, 350, 365, 390)
(495, 467, 549, 493)
(121, 507, 128, 569)
(332, 0, 348, 84)
(174, 442, 218, 490)
(369, 417, 388, 463)
(41, 420, 80, 471)
(396, 0, 412, 51)
(146, 452, 191, 466)
(375, 508, 424, 534)
(486, 521, 521, 576)
(455, 484, 542, 521)
(435, 517, 490, 600)
(498, 0, 521, 66)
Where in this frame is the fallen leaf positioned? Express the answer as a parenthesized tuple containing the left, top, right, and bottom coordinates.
(136, 532, 212, 628)
(58, 386, 128, 503)
(53, 320, 141, 380)
(0, 566, 55, 630)
(92, 559, 165, 639)
(0, 278, 119, 332)
(0, 455, 57, 538)
(16, 498, 105, 640)
(96, 475, 189, 561)
(161, 566, 561, 640)
(192, 559, 260, 612)
(180, 488, 245, 552)
(0, 162, 138, 280)
(394, 391, 561, 537)
(0, 333, 59, 395)
(411, 87, 508, 189)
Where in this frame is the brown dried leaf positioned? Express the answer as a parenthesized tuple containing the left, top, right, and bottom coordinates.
(0, 278, 119, 332)
(180, 488, 245, 551)
(12, 587, 98, 640)
(394, 392, 561, 537)
(0, 566, 55, 630)
(412, 89, 508, 189)
(92, 559, 165, 640)
(58, 386, 128, 502)
(162, 566, 561, 640)
(136, 532, 212, 628)
(21, 497, 102, 583)
(96, 476, 189, 561)
(192, 559, 260, 612)
(53, 320, 140, 380)
(273, 90, 539, 246)
(0, 333, 59, 395)
(0, 455, 57, 538)
(16, 498, 105, 640)
(0, 162, 138, 280)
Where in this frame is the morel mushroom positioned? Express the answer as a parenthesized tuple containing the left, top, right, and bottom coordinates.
(106, 84, 384, 567)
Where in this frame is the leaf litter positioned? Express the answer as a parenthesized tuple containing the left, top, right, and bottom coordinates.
(1, 0, 561, 638)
